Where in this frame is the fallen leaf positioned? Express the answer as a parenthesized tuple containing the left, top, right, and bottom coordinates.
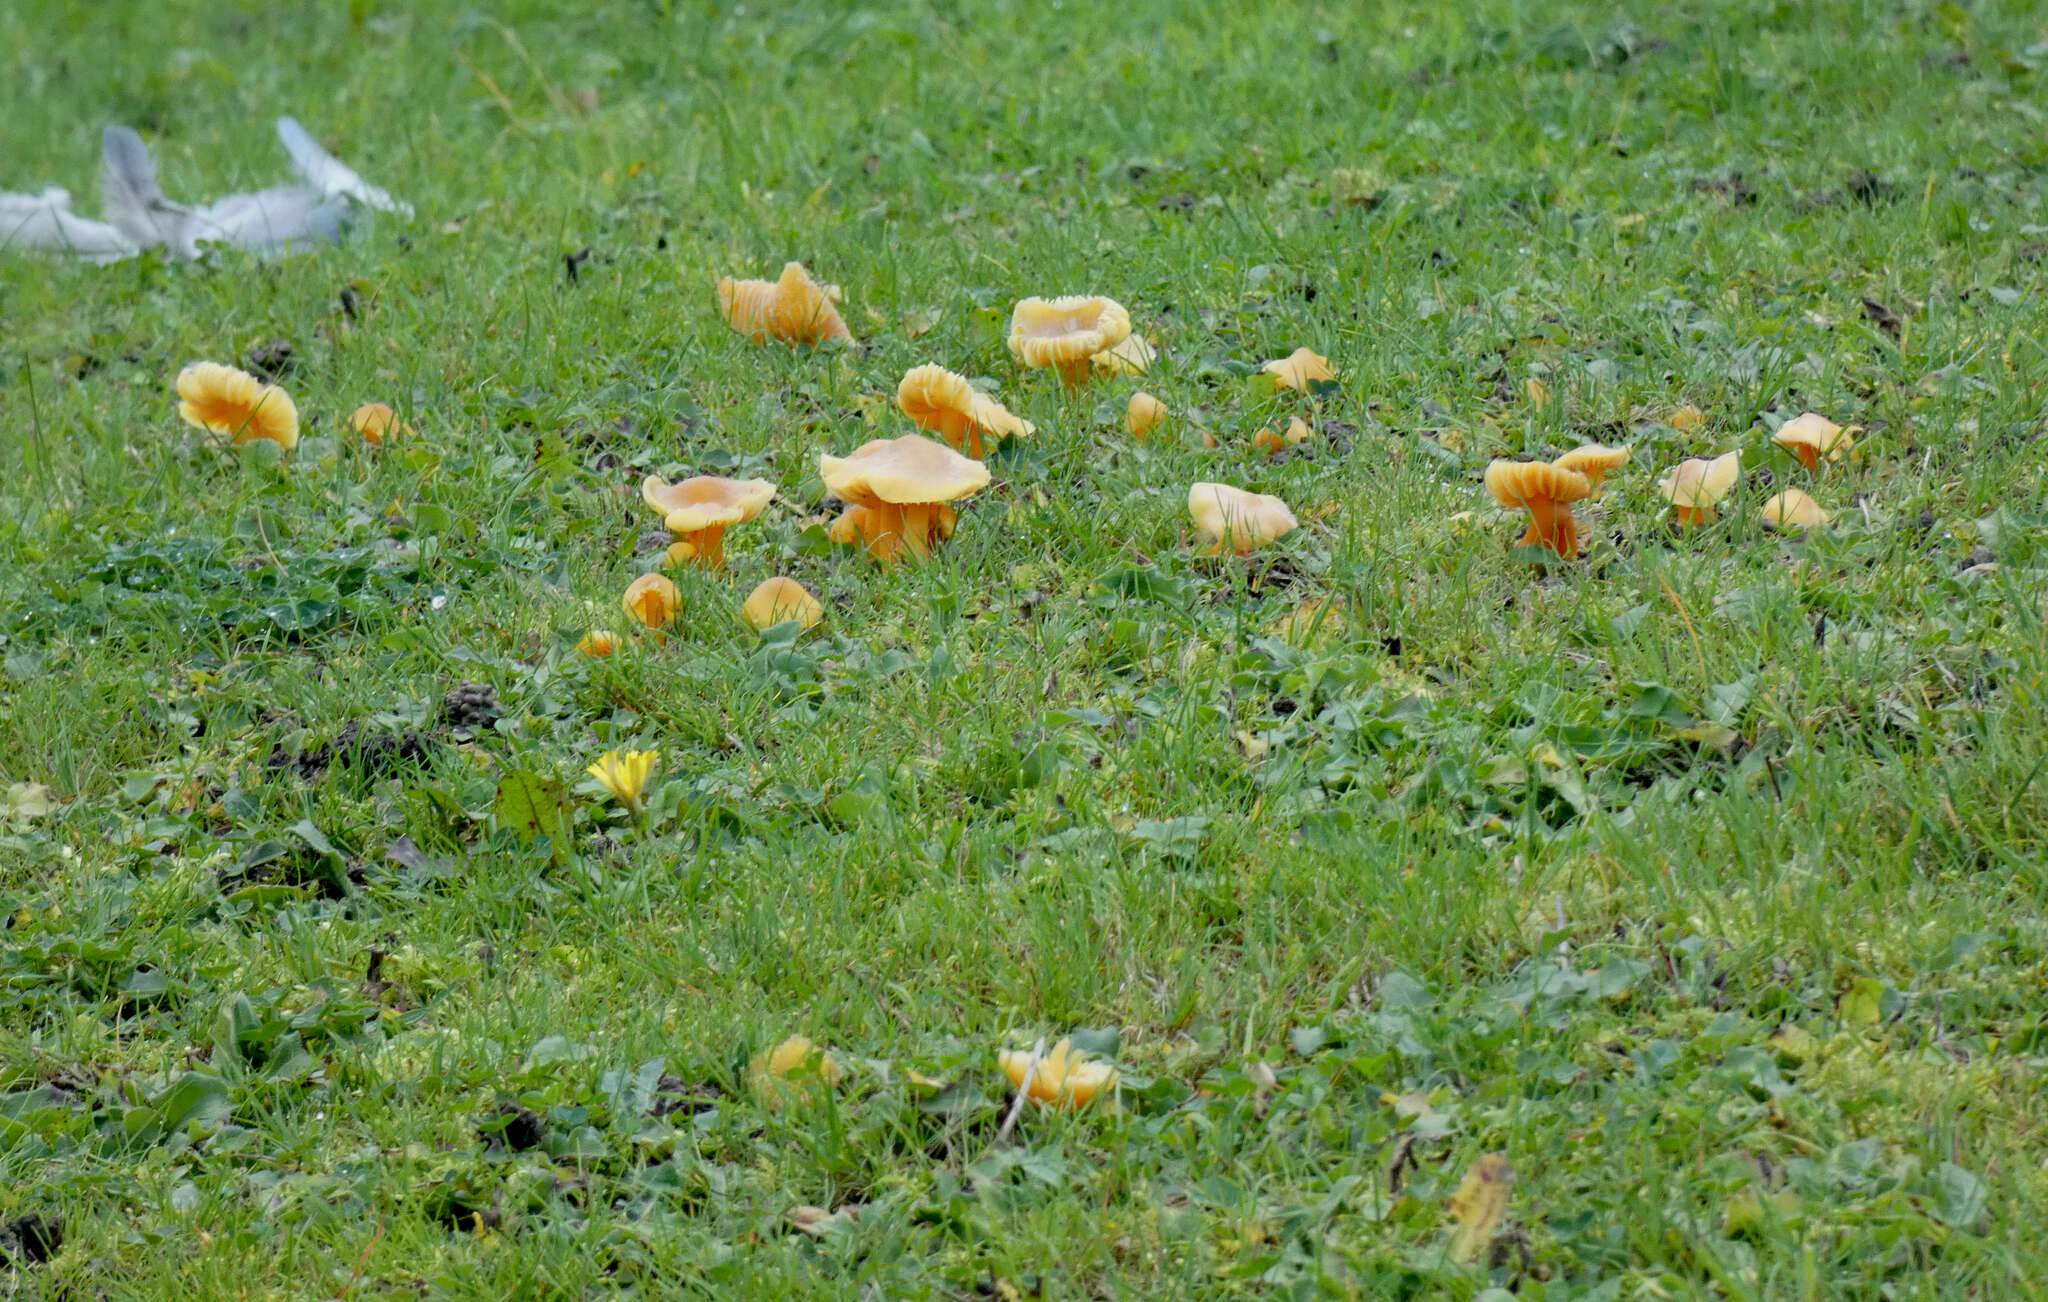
(5, 782, 54, 821)
(1447, 1152, 1514, 1262)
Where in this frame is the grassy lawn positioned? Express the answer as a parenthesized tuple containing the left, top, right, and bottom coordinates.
(6, 0, 2048, 1296)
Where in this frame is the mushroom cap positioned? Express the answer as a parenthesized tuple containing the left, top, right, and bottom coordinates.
(769, 261, 853, 345)
(1553, 443, 1631, 477)
(999, 1038, 1117, 1106)
(897, 365, 1036, 444)
(1656, 450, 1743, 507)
(716, 274, 776, 338)
(621, 572, 681, 629)
(1092, 333, 1158, 376)
(175, 362, 300, 449)
(742, 577, 824, 632)
(1126, 391, 1168, 437)
(1761, 489, 1831, 530)
(1484, 460, 1591, 509)
(1007, 295, 1133, 371)
(1261, 347, 1336, 391)
(1188, 481, 1299, 549)
(641, 475, 777, 533)
(349, 402, 401, 443)
(1773, 411, 1854, 460)
(819, 434, 989, 508)
(575, 630, 621, 658)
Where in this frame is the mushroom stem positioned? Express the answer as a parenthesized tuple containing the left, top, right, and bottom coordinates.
(1055, 358, 1091, 388)
(677, 525, 729, 568)
(1674, 505, 1716, 528)
(1520, 500, 1581, 557)
(1790, 446, 1820, 471)
(900, 502, 938, 557)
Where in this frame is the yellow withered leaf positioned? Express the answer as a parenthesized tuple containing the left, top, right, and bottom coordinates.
(1447, 1152, 1514, 1262)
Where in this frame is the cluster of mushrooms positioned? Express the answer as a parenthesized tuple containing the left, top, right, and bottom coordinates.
(1483, 410, 1855, 558)
(165, 265, 1861, 657)
(596, 266, 1327, 647)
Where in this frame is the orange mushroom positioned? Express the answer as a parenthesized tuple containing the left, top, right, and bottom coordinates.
(1261, 347, 1336, 393)
(1126, 392, 1168, 439)
(999, 1038, 1118, 1108)
(1092, 333, 1158, 377)
(1761, 489, 1830, 531)
(175, 362, 299, 450)
(1484, 460, 1592, 558)
(1008, 295, 1132, 386)
(621, 573, 681, 629)
(1656, 451, 1742, 527)
(820, 434, 989, 563)
(896, 364, 1034, 458)
(347, 402, 412, 446)
(1552, 443, 1631, 494)
(1772, 412, 1855, 470)
(1188, 482, 1298, 555)
(741, 577, 824, 632)
(716, 261, 853, 346)
(1252, 416, 1313, 456)
(641, 475, 776, 569)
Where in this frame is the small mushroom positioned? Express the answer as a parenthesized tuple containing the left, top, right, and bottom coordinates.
(1253, 416, 1313, 455)
(641, 475, 776, 568)
(1188, 482, 1298, 555)
(741, 577, 824, 632)
(175, 361, 299, 450)
(1657, 450, 1742, 527)
(1667, 404, 1705, 432)
(1772, 412, 1855, 470)
(896, 364, 1034, 458)
(348, 402, 412, 446)
(1262, 347, 1335, 392)
(1126, 392, 1168, 439)
(999, 1038, 1118, 1108)
(621, 573, 681, 629)
(750, 1035, 844, 1110)
(1092, 333, 1158, 377)
(819, 434, 990, 563)
(716, 261, 853, 346)
(1484, 460, 1592, 557)
(575, 629, 621, 658)
(1552, 443, 1631, 494)
(1761, 489, 1830, 531)
(1008, 295, 1132, 386)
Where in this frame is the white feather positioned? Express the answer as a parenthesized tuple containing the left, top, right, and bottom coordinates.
(0, 187, 139, 263)
(275, 116, 411, 218)
(186, 186, 348, 256)
(99, 126, 191, 251)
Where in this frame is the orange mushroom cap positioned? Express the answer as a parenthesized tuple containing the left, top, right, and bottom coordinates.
(998, 1038, 1118, 1108)
(175, 362, 299, 450)
(1092, 333, 1158, 377)
(820, 435, 988, 562)
(1761, 489, 1830, 531)
(1772, 412, 1855, 470)
(621, 573, 681, 629)
(641, 475, 776, 568)
(1657, 451, 1742, 526)
(1188, 482, 1298, 555)
(1008, 296, 1132, 384)
(1484, 460, 1592, 558)
(741, 577, 824, 632)
(716, 261, 852, 346)
(1126, 391, 1168, 439)
(347, 402, 412, 446)
(1261, 347, 1336, 392)
(897, 364, 1034, 458)
(1552, 443, 1631, 492)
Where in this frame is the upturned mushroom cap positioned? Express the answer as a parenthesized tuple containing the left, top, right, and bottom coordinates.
(1126, 391, 1168, 438)
(819, 434, 989, 508)
(641, 475, 777, 534)
(717, 262, 852, 345)
(1484, 461, 1591, 511)
(176, 362, 300, 449)
(1761, 489, 1830, 531)
(1552, 443, 1631, 490)
(999, 1038, 1118, 1107)
(742, 577, 824, 632)
(1188, 482, 1298, 554)
(897, 364, 1033, 455)
(1008, 296, 1132, 377)
(1093, 333, 1158, 376)
(1261, 347, 1336, 392)
(1773, 412, 1854, 467)
(1657, 451, 1742, 508)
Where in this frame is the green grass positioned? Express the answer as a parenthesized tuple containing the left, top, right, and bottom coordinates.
(5, 0, 2048, 1296)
